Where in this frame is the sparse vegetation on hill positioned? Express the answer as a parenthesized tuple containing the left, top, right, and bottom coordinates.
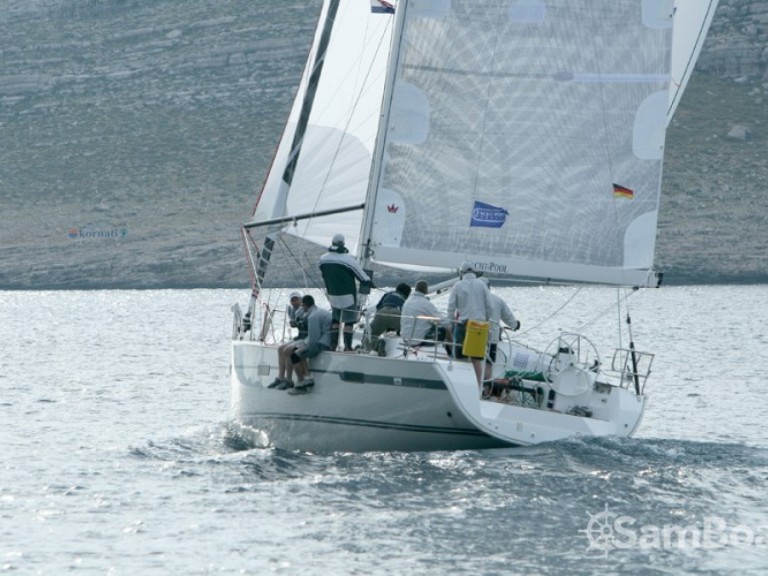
(1, 0, 766, 289)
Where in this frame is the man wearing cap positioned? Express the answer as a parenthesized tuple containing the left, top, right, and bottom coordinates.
(319, 233, 371, 351)
(286, 291, 308, 340)
(268, 291, 306, 389)
(447, 261, 494, 384)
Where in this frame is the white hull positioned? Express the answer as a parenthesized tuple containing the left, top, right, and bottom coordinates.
(230, 338, 647, 453)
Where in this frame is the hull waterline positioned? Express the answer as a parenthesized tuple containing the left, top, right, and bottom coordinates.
(231, 340, 646, 453)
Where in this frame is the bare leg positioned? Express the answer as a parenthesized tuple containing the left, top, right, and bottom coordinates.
(471, 359, 484, 385)
(277, 344, 287, 379)
(293, 358, 305, 383)
(330, 322, 340, 351)
(280, 345, 296, 382)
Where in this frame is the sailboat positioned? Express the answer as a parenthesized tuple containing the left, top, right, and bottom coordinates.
(230, 0, 718, 453)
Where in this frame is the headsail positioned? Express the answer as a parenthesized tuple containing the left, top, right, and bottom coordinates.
(668, 0, 719, 123)
(247, 0, 396, 256)
(365, 0, 675, 286)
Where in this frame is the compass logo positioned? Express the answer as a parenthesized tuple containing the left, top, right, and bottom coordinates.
(581, 504, 768, 557)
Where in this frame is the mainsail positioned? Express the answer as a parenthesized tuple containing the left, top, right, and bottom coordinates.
(362, 0, 676, 287)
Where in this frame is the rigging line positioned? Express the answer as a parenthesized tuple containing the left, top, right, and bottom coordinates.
(241, 228, 258, 287)
(276, 234, 326, 293)
(300, 12, 395, 240)
(616, 286, 624, 350)
(251, 234, 321, 306)
(576, 286, 640, 333)
(516, 287, 583, 336)
(667, 0, 717, 119)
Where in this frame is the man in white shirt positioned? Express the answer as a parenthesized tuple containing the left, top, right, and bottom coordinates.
(401, 280, 453, 351)
(482, 279, 520, 364)
(482, 280, 520, 396)
(447, 261, 494, 384)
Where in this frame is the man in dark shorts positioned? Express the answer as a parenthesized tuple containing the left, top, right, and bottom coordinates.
(319, 234, 371, 351)
(268, 292, 306, 389)
(288, 295, 332, 395)
(369, 282, 411, 355)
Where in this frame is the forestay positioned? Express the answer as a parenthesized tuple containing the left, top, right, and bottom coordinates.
(365, 0, 674, 286)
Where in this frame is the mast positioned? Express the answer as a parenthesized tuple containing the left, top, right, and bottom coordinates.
(358, 0, 409, 271)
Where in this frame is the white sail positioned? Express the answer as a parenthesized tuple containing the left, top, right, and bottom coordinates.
(668, 0, 719, 122)
(366, 0, 674, 286)
(248, 0, 396, 256)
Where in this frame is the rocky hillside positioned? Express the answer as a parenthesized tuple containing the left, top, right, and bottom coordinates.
(659, 0, 768, 283)
(0, 0, 766, 290)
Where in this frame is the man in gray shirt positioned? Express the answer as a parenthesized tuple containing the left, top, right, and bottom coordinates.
(288, 295, 332, 395)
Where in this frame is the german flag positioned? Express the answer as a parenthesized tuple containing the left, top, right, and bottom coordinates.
(612, 183, 634, 199)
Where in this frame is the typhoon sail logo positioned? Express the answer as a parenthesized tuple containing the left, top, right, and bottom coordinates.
(470, 201, 508, 228)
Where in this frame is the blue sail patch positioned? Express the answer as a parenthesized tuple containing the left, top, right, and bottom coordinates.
(470, 201, 509, 228)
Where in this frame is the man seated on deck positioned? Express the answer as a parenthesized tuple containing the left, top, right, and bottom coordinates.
(400, 280, 453, 354)
(287, 295, 332, 395)
(268, 291, 307, 390)
(369, 282, 411, 356)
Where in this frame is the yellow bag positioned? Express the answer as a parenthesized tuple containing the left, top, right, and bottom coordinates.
(462, 320, 489, 358)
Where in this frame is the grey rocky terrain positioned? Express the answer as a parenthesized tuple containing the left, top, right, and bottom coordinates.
(1, 0, 766, 290)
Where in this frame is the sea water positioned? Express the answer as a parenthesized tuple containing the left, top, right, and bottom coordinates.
(1, 286, 767, 575)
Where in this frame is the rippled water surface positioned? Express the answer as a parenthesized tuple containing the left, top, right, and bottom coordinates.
(2, 287, 768, 575)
